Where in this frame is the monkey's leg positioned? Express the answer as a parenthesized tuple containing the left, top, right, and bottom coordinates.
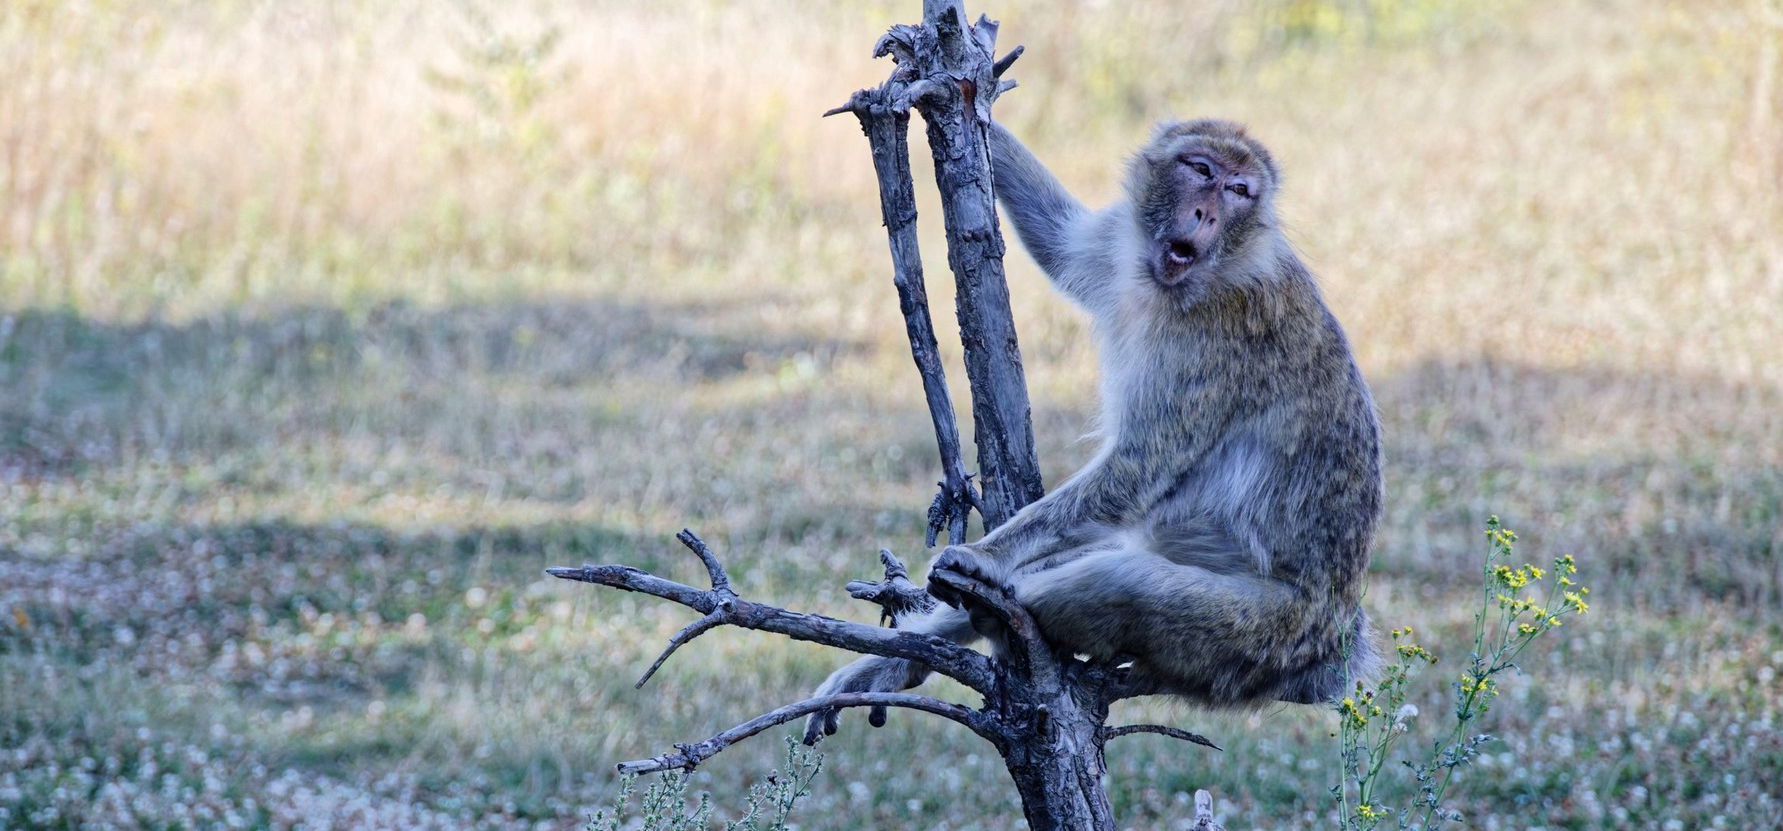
(1014, 547, 1304, 704)
(802, 605, 976, 743)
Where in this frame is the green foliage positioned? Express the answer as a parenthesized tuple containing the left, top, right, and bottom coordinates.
(588, 738, 824, 831)
(1333, 517, 1593, 829)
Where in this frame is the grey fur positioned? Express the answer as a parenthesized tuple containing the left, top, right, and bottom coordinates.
(805, 120, 1381, 743)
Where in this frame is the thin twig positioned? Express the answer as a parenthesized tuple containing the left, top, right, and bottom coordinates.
(634, 610, 728, 689)
(1102, 724, 1223, 752)
(991, 44, 1024, 77)
(674, 528, 731, 594)
(614, 692, 992, 774)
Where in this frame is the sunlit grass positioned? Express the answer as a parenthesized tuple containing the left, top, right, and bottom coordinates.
(3, 0, 1781, 827)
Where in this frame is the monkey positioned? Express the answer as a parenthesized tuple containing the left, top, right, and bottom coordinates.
(804, 118, 1381, 743)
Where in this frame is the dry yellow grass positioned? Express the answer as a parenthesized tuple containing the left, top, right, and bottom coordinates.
(2, 0, 1781, 828)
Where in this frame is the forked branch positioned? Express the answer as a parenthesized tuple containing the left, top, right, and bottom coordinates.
(547, 530, 997, 695)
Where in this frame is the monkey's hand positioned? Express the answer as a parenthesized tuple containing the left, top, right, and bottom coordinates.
(926, 544, 1006, 609)
(801, 655, 929, 744)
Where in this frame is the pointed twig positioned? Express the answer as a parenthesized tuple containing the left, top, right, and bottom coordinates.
(1101, 724, 1223, 751)
(674, 529, 730, 594)
(614, 692, 993, 774)
(634, 609, 729, 688)
(991, 44, 1024, 78)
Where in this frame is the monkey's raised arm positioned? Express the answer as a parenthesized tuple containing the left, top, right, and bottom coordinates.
(989, 123, 1116, 312)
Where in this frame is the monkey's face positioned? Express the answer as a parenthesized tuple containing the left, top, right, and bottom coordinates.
(1131, 123, 1279, 294)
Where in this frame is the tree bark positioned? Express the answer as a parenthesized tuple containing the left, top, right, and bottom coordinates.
(837, 84, 980, 548)
(903, 2, 1045, 529)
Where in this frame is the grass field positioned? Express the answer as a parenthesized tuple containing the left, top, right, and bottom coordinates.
(3, 0, 1782, 828)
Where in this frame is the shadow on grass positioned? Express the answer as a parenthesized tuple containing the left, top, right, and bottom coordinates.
(0, 299, 867, 478)
(3, 301, 1778, 617)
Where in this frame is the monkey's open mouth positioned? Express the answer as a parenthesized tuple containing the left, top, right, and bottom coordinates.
(1155, 240, 1198, 285)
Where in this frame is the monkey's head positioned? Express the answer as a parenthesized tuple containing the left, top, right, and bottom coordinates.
(1127, 119, 1282, 296)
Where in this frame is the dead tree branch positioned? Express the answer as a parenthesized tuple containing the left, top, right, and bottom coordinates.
(547, 530, 996, 695)
(827, 85, 981, 548)
(1103, 724, 1224, 751)
(901, 5, 1045, 529)
(614, 692, 993, 775)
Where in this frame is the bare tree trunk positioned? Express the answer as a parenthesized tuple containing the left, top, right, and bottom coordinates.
(833, 3, 1124, 824)
(910, 1, 1045, 530)
(993, 679, 1118, 830)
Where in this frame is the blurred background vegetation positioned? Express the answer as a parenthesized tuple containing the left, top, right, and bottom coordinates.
(2, 0, 1780, 827)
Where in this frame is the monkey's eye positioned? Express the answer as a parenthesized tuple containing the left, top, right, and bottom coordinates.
(1180, 157, 1213, 179)
(1227, 182, 1252, 198)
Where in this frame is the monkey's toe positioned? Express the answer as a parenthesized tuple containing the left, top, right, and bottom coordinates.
(927, 546, 998, 607)
(801, 709, 838, 745)
(927, 574, 965, 608)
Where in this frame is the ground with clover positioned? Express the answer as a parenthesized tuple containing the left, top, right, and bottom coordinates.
(3, 0, 1781, 828)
